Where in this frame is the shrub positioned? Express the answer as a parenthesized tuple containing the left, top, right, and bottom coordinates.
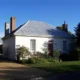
(53, 50, 60, 60)
(34, 52, 44, 57)
(69, 47, 80, 60)
(59, 53, 70, 61)
(47, 57, 58, 63)
(32, 51, 48, 58)
(60, 48, 80, 61)
(26, 57, 49, 64)
(17, 46, 31, 62)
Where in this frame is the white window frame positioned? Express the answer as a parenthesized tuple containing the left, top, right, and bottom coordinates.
(30, 39, 36, 52)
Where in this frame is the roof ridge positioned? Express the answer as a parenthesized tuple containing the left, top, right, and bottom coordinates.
(28, 20, 56, 29)
(13, 20, 74, 38)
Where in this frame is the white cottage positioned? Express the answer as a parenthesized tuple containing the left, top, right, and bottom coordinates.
(2, 17, 75, 60)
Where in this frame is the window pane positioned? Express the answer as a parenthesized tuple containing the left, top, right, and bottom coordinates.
(30, 39, 36, 52)
(63, 41, 67, 50)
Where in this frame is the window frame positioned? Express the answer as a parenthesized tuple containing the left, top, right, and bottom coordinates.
(30, 39, 36, 52)
(63, 40, 67, 51)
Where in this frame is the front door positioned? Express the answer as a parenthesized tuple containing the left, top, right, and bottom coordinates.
(48, 40, 53, 57)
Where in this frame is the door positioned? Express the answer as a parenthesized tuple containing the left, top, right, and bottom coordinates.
(48, 40, 53, 57)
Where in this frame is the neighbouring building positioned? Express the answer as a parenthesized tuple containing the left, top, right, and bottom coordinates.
(2, 17, 75, 60)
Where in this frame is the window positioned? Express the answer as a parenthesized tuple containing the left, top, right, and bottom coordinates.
(63, 41, 67, 50)
(70, 42, 74, 50)
(30, 39, 36, 52)
(15, 45, 20, 54)
(16, 45, 20, 49)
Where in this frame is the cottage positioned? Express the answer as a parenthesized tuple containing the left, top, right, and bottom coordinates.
(2, 17, 75, 60)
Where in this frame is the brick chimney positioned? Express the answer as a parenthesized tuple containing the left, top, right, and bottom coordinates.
(62, 21, 68, 32)
(5, 22, 10, 36)
(10, 17, 16, 33)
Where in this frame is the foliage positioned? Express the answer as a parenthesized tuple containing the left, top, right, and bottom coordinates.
(59, 53, 70, 61)
(26, 57, 49, 64)
(60, 47, 80, 61)
(47, 57, 60, 63)
(68, 31, 72, 35)
(57, 26, 72, 34)
(42, 41, 48, 55)
(75, 23, 80, 47)
(17, 46, 31, 62)
(33, 51, 47, 58)
(69, 47, 80, 60)
(29, 61, 80, 75)
(53, 50, 60, 60)
(57, 26, 63, 30)
(26, 56, 60, 64)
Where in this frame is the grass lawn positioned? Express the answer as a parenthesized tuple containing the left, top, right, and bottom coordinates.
(26, 61, 80, 75)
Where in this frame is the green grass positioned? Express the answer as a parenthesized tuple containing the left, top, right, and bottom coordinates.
(26, 61, 80, 75)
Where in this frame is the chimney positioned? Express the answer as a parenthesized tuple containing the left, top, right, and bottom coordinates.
(10, 17, 16, 33)
(62, 21, 68, 32)
(5, 22, 10, 36)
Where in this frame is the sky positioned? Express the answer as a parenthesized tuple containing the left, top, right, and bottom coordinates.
(0, 0, 80, 37)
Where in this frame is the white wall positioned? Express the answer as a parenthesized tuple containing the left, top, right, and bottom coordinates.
(3, 36, 15, 60)
(15, 36, 74, 54)
(15, 36, 51, 53)
(3, 35, 74, 60)
(53, 37, 74, 53)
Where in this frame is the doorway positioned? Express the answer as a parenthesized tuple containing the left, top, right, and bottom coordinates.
(48, 40, 53, 57)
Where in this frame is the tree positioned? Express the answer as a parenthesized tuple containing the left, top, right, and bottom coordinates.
(75, 23, 80, 47)
(17, 46, 31, 62)
(57, 26, 62, 30)
(57, 26, 72, 34)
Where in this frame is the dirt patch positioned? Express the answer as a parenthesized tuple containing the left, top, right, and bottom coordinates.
(0, 62, 26, 68)
(0, 62, 51, 80)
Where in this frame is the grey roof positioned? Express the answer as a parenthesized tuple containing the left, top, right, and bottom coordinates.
(14, 20, 74, 38)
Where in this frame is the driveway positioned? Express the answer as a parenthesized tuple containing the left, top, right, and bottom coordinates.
(0, 61, 51, 80)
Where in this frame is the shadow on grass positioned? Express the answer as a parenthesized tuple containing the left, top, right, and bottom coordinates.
(32, 63, 80, 75)
(32, 64, 80, 80)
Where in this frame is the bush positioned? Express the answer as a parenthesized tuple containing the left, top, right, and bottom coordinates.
(26, 57, 49, 64)
(53, 50, 60, 60)
(34, 52, 44, 57)
(26, 57, 60, 64)
(47, 57, 55, 62)
(20, 60, 27, 64)
(60, 48, 80, 61)
(17, 46, 31, 62)
(69, 47, 80, 60)
(60, 53, 70, 61)
(32, 51, 48, 58)
(47, 57, 60, 63)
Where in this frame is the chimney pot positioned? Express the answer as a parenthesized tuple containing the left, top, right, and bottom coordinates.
(62, 21, 68, 32)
